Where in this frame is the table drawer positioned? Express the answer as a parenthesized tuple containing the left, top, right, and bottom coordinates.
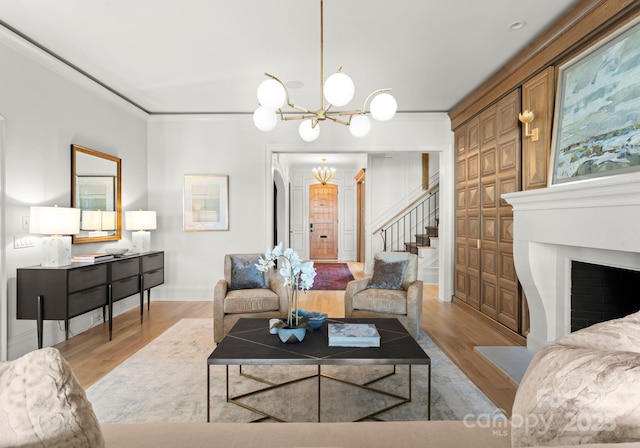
(142, 252, 163, 272)
(111, 258, 140, 281)
(143, 269, 164, 289)
(112, 276, 141, 301)
(68, 265, 107, 293)
(69, 285, 107, 317)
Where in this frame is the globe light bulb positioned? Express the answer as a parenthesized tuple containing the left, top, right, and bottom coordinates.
(324, 72, 355, 107)
(257, 79, 286, 110)
(349, 114, 371, 137)
(253, 106, 278, 131)
(370, 93, 397, 121)
(298, 120, 320, 142)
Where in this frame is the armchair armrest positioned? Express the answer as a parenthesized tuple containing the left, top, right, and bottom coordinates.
(344, 277, 371, 316)
(213, 279, 228, 343)
(405, 280, 423, 338)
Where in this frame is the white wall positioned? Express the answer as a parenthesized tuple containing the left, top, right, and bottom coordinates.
(0, 25, 455, 360)
(0, 29, 149, 359)
(147, 114, 454, 303)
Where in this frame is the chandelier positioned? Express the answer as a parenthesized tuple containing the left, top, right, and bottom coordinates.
(312, 158, 336, 185)
(252, 0, 397, 142)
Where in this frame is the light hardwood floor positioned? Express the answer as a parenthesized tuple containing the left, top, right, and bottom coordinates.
(55, 261, 518, 416)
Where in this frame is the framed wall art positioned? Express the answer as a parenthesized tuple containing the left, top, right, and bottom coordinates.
(550, 18, 640, 184)
(183, 174, 229, 231)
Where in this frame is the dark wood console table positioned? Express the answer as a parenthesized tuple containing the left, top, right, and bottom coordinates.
(17, 251, 164, 348)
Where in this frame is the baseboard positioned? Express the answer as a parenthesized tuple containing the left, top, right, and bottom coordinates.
(452, 297, 526, 346)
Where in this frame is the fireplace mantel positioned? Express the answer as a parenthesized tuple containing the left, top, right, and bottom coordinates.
(503, 172, 640, 351)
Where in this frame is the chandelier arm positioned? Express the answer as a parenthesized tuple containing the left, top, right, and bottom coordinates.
(282, 114, 318, 121)
(361, 88, 393, 112)
(324, 115, 350, 126)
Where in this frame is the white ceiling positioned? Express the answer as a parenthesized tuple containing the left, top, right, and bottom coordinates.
(0, 0, 578, 115)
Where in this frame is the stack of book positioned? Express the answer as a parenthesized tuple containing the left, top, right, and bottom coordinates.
(71, 253, 114, 263)
(328, 323, 381, 347)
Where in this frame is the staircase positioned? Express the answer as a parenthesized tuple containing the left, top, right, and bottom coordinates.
(379, 185, 439, 284)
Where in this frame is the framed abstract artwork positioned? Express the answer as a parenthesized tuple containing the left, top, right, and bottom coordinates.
(183, 174, 229, 231)
(550, 18, 640, 184)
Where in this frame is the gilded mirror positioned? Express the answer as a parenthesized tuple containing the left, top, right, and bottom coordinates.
(71, 144, 122, 243)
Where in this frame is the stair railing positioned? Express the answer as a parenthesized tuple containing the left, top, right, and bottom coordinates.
(378, 184, 439, 253)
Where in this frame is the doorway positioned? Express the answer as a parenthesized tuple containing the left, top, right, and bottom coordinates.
(355, 168, 365, 262)
(309, 183, 338, 259)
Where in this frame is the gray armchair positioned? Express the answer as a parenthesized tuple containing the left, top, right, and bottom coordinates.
(344, 252, 423, 338)
(213, 253, 288, 343)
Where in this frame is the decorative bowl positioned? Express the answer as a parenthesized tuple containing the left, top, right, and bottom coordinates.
(297, 309, 328, 330)
(105, 248, 128, 256)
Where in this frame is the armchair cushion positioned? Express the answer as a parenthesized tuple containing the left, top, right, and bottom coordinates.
(223, 289, 280, 314)
(368, 258, 408, 290)
(228, 255, 266, 290)
(352, 288, 407, 315)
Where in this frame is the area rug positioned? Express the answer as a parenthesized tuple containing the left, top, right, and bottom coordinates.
(308, 262, 355, 290)
(86, 319, 506, 423)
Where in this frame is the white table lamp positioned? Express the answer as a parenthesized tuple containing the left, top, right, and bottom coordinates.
(125, 210, 156, 253)
(82, 210, 116, 236)
(30, 205, 81, 267)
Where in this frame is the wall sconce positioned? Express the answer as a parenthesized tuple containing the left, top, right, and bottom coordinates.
(125, 210, 157, 253)
(29, 205, 81, 267)
(518, 110, 539, 142)
(81, 210, 116, 237)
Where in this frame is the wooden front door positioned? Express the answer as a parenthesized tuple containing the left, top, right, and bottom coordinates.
(309, 184, 338, 259)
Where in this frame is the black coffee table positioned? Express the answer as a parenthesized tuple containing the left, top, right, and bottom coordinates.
(207, 317, 431, 422)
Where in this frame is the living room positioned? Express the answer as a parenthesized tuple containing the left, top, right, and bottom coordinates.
(2, 1, 640, 447)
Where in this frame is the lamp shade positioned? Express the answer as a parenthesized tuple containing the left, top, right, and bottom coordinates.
(349, 114, 371, 137)
(257, 79, 286, 110)
(324, 72, 355, 107)
(101, 211, 116, 231)
(125, 210, 157, 231)
(299, 119, 320, 142)
(370, 93, 397, 121)
(81, 210, 102, 231)
(29, 206, 80, 236)
(253, 106, 278, 131)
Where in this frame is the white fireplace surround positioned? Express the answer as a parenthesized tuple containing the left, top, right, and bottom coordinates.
(503, 171, 640, 352)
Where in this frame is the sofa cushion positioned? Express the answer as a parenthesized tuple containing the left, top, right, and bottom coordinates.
(512, 343, 640, 447)
(353, 288, 408, 315)
(0, 347, 106, 448)
(368, 258, 408, 290)
(224, 288, 280, 314)
(558, 310, 640, 353)
(229, 255, 267, 290)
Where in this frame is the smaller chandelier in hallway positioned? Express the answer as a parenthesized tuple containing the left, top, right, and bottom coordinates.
(312, 159, 336, 185)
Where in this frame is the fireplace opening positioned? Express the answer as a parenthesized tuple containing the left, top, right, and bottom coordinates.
(571, 261, 640, 332)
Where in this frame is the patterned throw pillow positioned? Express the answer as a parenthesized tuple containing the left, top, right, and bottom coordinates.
(0, 347, 106, 448)
(368, 258, 409, 290)
(229, 255, 267, 290)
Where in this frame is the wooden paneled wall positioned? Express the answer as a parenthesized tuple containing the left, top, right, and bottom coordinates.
(449, 0, 640, 341)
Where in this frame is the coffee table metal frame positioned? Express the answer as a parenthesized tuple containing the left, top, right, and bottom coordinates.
(207, 317, 431, 423)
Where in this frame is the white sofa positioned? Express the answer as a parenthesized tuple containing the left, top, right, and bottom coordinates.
(4, 311, 640, 448)
(512, 310, 640, 447)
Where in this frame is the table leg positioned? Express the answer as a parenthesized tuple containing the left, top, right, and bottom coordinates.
(428, 364, 431, 420)
(139, 275, 144, 324)
(36, 295, 44, 349)
(317, 365, 321, 422)
(147, 288, 151, 311)
(207, 364, 210, 422)
(108, 284, 113, 341)
(226, 365, 230, 402)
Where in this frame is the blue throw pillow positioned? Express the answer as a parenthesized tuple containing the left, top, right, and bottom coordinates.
(229, 255, 266, 290)
(368, 258, 408, 290)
